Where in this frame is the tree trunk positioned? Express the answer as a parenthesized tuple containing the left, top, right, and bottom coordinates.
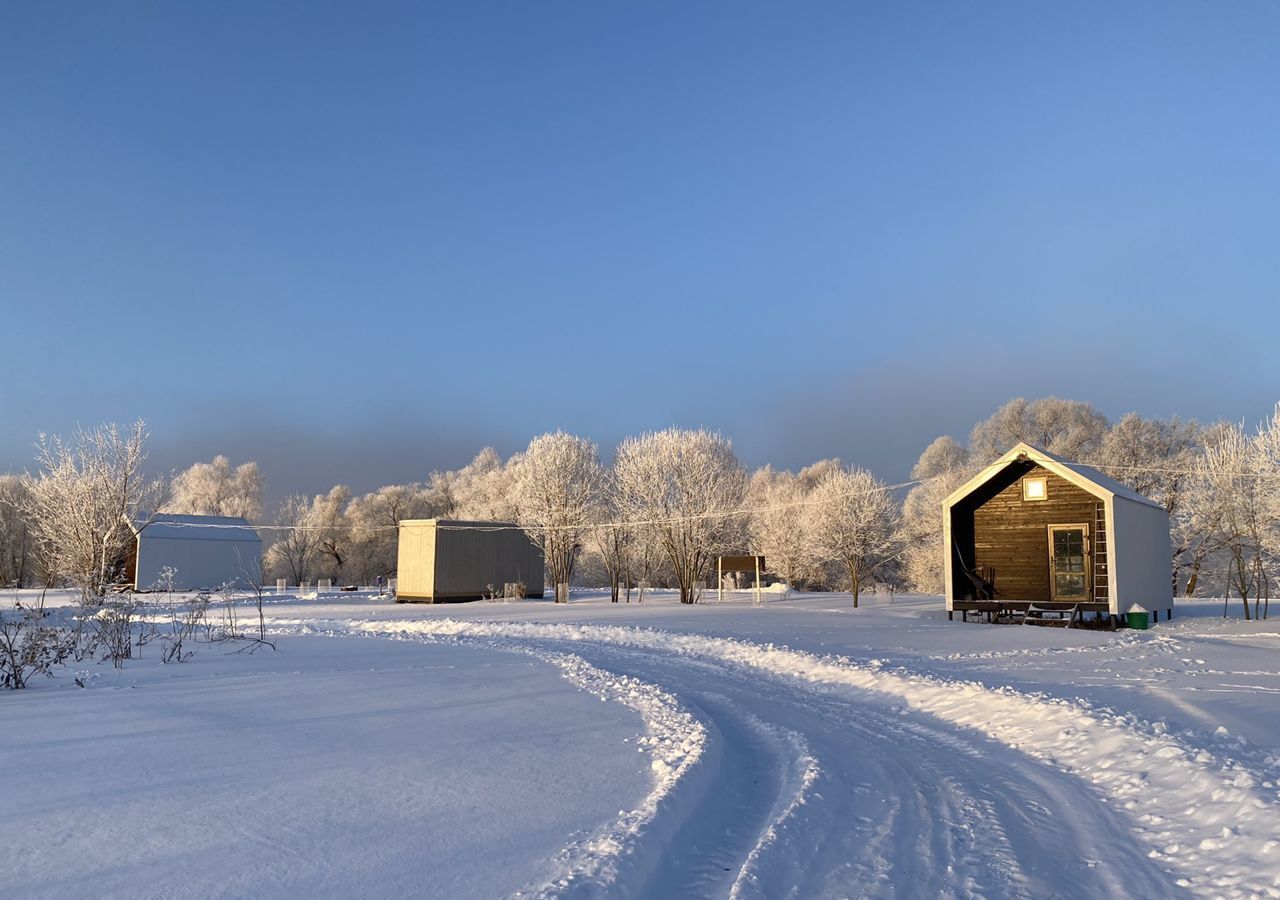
(847, 559, 861, 608)
(1235, 554, 1252, 620)
(1184, 549, 1206, 597)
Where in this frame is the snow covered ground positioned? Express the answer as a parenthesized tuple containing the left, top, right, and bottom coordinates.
(6, 589, 1280, 898)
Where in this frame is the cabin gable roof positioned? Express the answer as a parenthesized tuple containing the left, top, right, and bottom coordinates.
(943, 442, 1163, 512)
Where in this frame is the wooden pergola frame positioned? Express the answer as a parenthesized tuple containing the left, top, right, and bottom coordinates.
(717, 555, 766, 605)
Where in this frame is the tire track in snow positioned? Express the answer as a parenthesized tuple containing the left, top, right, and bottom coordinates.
(726, 715, 819, 900)
(276, 618, 1279, 898)
(638, 647, 1164, 899)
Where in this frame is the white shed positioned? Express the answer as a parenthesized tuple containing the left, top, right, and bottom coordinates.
(127, 514, 262, 592)
(943, 442, 1172, 623)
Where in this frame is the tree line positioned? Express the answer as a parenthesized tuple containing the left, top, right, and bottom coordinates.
(2, 397, 1279, 613)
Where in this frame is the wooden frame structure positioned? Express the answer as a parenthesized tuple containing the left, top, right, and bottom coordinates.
(717, 555, 765, 604)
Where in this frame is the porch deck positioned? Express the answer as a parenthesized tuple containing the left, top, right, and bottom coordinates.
(949, 599, 1112, 626)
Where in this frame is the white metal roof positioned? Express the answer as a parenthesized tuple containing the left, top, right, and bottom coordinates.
(943, 442, 1165, 511)
(131, 513, 261, 543)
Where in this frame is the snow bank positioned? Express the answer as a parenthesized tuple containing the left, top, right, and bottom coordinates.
(514, 650, 705, 897)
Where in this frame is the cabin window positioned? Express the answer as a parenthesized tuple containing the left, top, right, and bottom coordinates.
(1023, 476, 1047, 501)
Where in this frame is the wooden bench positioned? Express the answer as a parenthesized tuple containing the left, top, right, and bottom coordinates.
(1022, 603, 1080, 628)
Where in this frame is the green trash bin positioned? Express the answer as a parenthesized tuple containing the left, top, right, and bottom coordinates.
(1126, 610, 1149, 630)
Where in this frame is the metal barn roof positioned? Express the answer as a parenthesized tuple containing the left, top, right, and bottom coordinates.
(131, 513, 261, 543)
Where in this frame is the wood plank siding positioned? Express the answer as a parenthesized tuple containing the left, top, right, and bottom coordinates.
(957, 461, 1100, 604)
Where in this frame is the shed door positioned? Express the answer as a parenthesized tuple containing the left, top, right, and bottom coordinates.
(1048, 525, 1089, 601)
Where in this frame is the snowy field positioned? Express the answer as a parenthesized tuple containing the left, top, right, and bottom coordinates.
(6, 590, 1280, 898)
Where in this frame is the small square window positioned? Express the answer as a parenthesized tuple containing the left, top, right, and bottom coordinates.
(1023, 477, 1047, 501)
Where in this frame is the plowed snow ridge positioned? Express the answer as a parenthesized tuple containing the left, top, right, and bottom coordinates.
(277, 618, 1280, 898)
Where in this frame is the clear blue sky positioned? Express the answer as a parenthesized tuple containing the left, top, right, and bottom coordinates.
(3, 2, 1278, 503)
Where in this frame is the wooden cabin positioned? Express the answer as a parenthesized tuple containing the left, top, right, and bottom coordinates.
(943, 443, 1172, 624)
(396, 520, 545, 603)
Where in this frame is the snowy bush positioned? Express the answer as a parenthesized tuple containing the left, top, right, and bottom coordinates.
(92, 600, 141, 669)
(0, 595, 74, 689)
(20, 422, 163, 605)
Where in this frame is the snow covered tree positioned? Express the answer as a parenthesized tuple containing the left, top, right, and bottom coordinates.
(1192, 422, 1268, 618)
(167, 455, 264, 520)
(512, 432, 602, 603)
(0, 476, 34, 588)
(20, 421, 164, 603)
(429, 448, 519, 521)
(1093, 413, 1204, 593)
(747, 466, 815, 592)
(1254, 403, 1280, 604)
(309, 486, 353, 582)
(899, 436, 972, 593)
(346, 483, 433, 584)
(1095, 415, 1201, 513)
(590, 466, 635, 602)
(795, 458, 844, 492)
(264, 494, 319, 585)
(804, 467, 901, 607)
(968, 397, 1109, 465)
(613, 428, 746, 604)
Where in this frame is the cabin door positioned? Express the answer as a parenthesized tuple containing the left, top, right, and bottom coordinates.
(1048, 525, 1089, 601)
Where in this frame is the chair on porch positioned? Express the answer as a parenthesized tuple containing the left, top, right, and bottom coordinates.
(960, 565, 1000, 622)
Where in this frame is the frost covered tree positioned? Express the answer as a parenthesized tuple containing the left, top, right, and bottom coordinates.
(613, 428, 746, 604)
(429, 448, 519, 521)
(968, 397, 1109, 465)
(747, 467, 815, 592)
(1093, 413, 1204, 593)
(346, 483, 433, 583)
(167, 455, 264, 520)
(590, 466, 634, 602)
(513, 432, 602, 603)
(793, 458, 841, 491)
(1094, 414, 1201, 513)
(591, 519, 634, 602)
(0, 476, 34, 588)
(899, 436, 972, 593)
(804, 467, 901, 607)
(264, 494, 319, 585)
(1254, 403, 1280, 602)
(1191, 422, 1268, 618)
(20, 421, 164, 603)
(309, 486, 353, 582)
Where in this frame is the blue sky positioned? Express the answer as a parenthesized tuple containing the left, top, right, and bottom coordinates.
(2, 2, 1278, 502)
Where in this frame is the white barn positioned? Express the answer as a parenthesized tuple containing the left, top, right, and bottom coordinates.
(943, 442, 1173, 624)
(127, 514, 262, 592)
